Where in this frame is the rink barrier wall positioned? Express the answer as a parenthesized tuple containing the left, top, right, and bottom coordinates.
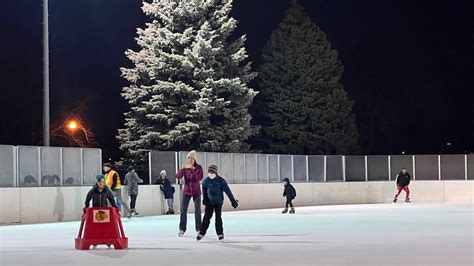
(1, 181, 473, 224)
(2, 147, 473, 188)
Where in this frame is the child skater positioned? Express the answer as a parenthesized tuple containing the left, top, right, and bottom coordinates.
(158, 170, 176, 214)
(393, 167, 411, 203)
(282, 178, 296, 214)
(197, 165, 239, 241)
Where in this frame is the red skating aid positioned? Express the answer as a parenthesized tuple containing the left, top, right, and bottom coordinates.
(75, 207, 128, 250)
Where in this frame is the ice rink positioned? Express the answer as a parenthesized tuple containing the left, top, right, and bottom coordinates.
(1, 203, 473, 266)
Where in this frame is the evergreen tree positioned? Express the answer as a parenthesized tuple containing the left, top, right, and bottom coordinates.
(255, 0, 359, 155)
(119, 0, 257, 163)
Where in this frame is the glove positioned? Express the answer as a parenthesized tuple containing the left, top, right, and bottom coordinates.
(231, 199, 239, 209)
(203, 198, 211, 206)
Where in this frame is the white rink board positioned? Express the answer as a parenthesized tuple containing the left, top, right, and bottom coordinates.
(0, 181, 473, 224)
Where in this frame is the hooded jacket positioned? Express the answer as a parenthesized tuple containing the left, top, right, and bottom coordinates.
(282, 178, 297, 200)
(176, 164, 203, 196)
(85, 184, 116, 208)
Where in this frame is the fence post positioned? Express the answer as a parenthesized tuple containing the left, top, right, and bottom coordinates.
(13, 146, 18, 187)
(277, 155, 281, 182)
(230, 153, 234, 183)
(412, 155, 416, 181)
(255, 153, 258, 183)
(80, 148, 84, 186)
(242, 153, 246, 184)
(305, 156, 309, 182)
(59, 148, 63, 186)
(438, 155, 441, 181)
(465, 155, 468, 180)
(388, 155, 391, 181)
(266, 154, 270, 183)
(148, 151, 153, 185)
(364, 156, 368, 182)
(323, 156, 327, 182)
(291, 155, 295, 182)
(342, 156, 346, 182)
(38, 147, 42, 187)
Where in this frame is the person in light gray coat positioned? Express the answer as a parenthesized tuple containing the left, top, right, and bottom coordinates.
(124, 166, 143, 218)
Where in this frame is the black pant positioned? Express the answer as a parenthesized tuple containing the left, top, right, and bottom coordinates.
(130, 194, 138, 210)
(179, 194, 202, 232)
(199, 204, 223, 236)
(285, 198, 293, 208)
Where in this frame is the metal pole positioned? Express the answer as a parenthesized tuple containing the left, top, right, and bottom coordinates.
(412, 155, 416, 181)
(342, 156, 346, 182)
(388, 155, 391, 181)
(465, 155, 468, 180)
(59, 148, 63, 186)
(438, 155, 441, 181)
(305, 156, 309, 182)
(323, 156, 327, 182)
(38, 147, 42, 187)
(364, 156, 368, 181)
(266, 154, 270, 183)
(291, 155, 295, 182)
(148, 151, 153, 185)
(43, 0, 50, 146)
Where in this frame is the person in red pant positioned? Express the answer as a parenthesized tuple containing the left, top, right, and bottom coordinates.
(393, 167, 411, 203)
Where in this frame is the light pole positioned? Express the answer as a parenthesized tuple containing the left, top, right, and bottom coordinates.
(43, 0, 50, 146)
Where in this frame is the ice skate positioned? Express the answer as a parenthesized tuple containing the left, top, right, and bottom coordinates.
(169, 209, 175, 214)
(107, 244, 111, 249)
(127, 210, 134, 219)
(91, 245, 97, 250)
(289, 207, 295, 214)
(196, 233, 204, 241)
(392, 198, 397, 204)
(405, 198, 411, 204)
(178, 230, 185, 237)
(282, 208, 288, 214)
(218, 234, 224, 241)
(133, 210, 140, 216)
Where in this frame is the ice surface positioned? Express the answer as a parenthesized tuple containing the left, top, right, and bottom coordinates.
(1, 204, 473, 266)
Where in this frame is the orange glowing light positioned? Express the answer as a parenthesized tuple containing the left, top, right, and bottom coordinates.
(68, 120, 78, 130)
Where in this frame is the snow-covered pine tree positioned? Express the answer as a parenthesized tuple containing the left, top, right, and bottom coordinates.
(119, 0, 257, 163)
(255, 0, 360, 155)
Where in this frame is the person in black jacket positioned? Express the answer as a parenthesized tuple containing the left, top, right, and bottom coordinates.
(156, 170, 175, 214)
(282, 178, 296, 214)
(393, 167, 411, 203)
(84, 175, 116, 208)
(197, 165, 238, 241)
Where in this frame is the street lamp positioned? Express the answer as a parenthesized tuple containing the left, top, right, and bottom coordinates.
(67, 120, 78, 131)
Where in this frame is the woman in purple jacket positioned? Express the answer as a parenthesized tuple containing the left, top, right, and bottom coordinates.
(176, 150, 204, 237)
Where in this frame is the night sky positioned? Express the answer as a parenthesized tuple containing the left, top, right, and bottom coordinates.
(1, 0, 473, 160)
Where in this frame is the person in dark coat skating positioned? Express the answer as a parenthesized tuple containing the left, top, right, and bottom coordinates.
(124, 166, 144, 218)
(393, 167, 411, 203)
(282, 177, 296, 214)
(84, 175, 116, 209)
(157, 170, 175, 214)
(197, 165, 239, 241)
